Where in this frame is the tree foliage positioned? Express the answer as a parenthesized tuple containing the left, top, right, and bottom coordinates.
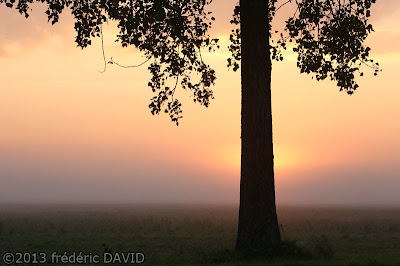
(228, 0, 380, 94)
(1, 0, 380, 123)
(0, 0, 219, 125)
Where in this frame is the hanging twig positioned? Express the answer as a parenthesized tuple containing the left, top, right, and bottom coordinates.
(98, 23, 107, 73)
(276, 0, 292, 12)
(109, 57, 151, 68)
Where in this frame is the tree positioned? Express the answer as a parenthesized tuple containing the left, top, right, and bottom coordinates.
(1, 0, 379, 256)
(236, 0, 281, 254)
(229, 0, 379, 254)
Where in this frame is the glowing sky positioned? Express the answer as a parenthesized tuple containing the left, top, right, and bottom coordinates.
(0, 0, 399, 205)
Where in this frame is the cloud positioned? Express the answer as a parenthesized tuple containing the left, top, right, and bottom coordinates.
(370, 0, 400, 26)
(0, 2, 74, 57)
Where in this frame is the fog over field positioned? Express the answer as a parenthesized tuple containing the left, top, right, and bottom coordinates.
(0, 204, 399, 264)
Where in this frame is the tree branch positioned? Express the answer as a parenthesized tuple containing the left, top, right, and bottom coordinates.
(276, 0, 292, 12)
(110, 57, 151, 68)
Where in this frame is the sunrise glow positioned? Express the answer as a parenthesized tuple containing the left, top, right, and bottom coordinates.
(0, 0, 399, 205)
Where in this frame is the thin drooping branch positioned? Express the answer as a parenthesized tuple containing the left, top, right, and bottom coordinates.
(109, 57, 151, 68)
(98, 23, 107, 73)
(98, 22, 151, 71)
(276, 0, 292, 12)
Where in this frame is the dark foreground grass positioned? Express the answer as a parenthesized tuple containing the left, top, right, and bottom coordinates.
(0, 204, 399, 265)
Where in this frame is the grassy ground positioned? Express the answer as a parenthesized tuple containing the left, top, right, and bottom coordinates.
(0, 204, 399, 265)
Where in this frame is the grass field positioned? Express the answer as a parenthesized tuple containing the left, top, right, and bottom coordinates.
(0, 204, 399, 265)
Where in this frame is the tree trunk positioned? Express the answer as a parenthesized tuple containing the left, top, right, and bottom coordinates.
(236, 0, 281, 255)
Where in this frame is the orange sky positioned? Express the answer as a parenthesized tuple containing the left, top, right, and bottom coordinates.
(0, 0, 399, 205)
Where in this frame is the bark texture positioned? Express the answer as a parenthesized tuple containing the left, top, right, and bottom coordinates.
(236, 0, 281, 255)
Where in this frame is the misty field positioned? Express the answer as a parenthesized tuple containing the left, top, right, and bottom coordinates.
(0, 204, 399, 265)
